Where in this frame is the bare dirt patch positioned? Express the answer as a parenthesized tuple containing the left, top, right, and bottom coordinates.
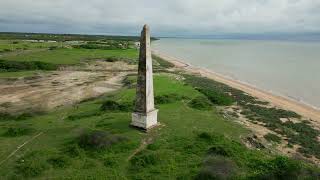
(0, 61, 136, 114)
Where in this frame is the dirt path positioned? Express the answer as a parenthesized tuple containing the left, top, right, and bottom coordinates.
(0, 132, 43, 166)
(127, 126, 161, 161)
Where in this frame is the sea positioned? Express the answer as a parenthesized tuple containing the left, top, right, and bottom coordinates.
(152, 38, 320, 109)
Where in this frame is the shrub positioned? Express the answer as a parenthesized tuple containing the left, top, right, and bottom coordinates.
(103, 155, 118, 167)
(152, 55, 175, 69)
(0, 59, 58, 72)
(3, 126, 34, 137)
(48, 46, 58, 50)
(251, 156, 305, 179)
(264, 133, 281, 143)
(188, 96, 212, 110)
(78, 130, 126, 150)
(100, 100, 133, 112)
(64, 144, 85, 158)
(122, 75, 137, 88)
(155, 93, 186, 104)
(104, 57, 120, 62)
(47, 155, 70, 168)
(197, 88, 234, 106)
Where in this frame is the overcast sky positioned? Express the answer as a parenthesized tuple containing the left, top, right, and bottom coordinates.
(0, 0, 319, 36)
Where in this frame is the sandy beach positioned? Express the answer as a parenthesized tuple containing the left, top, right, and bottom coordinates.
(152, 50, 320, 125)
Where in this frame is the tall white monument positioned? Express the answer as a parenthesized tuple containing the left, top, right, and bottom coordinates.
(131, 24, 158, 130)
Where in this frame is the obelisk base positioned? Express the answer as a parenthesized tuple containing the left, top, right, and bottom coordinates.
(131, 109, 158, 130)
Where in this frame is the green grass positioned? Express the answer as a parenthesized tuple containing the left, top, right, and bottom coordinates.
(2, 48, 138, 65)
(0, 73, 318, 179)
(0, 40, 60, 52)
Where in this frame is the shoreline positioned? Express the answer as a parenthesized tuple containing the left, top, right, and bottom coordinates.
(152, 49, 320, 124)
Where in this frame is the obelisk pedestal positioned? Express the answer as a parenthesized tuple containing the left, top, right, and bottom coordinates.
(131, 25, 158, 130)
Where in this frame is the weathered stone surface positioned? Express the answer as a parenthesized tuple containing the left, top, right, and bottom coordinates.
(131, 24, 158, 130)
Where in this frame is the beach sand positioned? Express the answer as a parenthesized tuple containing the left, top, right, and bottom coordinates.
(152, 50, 320, 126)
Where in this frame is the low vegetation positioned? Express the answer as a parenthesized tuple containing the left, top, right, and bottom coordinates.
(77, 130, 126, 150)
(100, 100, 133, 112)
(264, 133, 282, 143)
(188, 96, 213, 110)
(0, 59, 58, 72)
(155, 93, 187, 104)
(152, 55, 175, 69)
(2, 125, 34, 137)
(0, 36, 319, 179)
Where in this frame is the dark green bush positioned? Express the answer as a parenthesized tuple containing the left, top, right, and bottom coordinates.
(3, 126, 34, 137)
(197, 88, 234, 106)
(100, 100, 133, 112)
(0, 59, 58, 72)
(152, 55, 175, 69)
(264, 133, 281, 143)
(64, 144, 85, 158)
(155, 93, 187, 104)
(251, 156, 307, 179)
(104, 57, 120, 62)
(78, 130, 126, 150)
(48, 46, 58, 50)
(188, 96, 212, 110)
(47, 155, 70, 168)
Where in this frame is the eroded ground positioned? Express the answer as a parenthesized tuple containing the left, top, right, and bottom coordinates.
(0, 60, 136, 114)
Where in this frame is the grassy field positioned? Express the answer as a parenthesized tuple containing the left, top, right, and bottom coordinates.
(0, 40, 138, 78)
(0, 73, 319, 179)
(2, 48, 138, 65)
(1, 36, 320, 179)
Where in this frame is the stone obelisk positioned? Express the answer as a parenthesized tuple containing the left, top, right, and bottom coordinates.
(131, 24, 158, 130)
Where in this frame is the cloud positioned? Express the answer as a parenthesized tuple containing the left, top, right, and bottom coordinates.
(0, 0, 319, 36)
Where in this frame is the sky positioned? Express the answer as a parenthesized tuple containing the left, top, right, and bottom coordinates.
(0, 0, 319, 36)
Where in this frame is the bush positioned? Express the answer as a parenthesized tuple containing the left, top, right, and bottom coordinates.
(104, 57, 120, 62)
(78, 130, 126, 150)
(64, 144, 85, 158)
(188, 96, 212, 110)
(251, 156, 306, 179)
(47, 155, 70, 168)
(155, 93, 187, 104)
(122, 75, 137, 88)
(197, 88, 234, 106)
(152, 55, 175, 69)
(264, 133, 281, 143)
(3, 126, 34, 137)
(48, 46, 58, 50)
(0, 59, 58, 72)
(100, 100, 133, 112)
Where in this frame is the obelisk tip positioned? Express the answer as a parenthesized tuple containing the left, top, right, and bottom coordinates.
(143, 24, 149, 31)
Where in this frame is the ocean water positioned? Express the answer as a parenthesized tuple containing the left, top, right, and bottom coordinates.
(152, 38, 320, 109)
